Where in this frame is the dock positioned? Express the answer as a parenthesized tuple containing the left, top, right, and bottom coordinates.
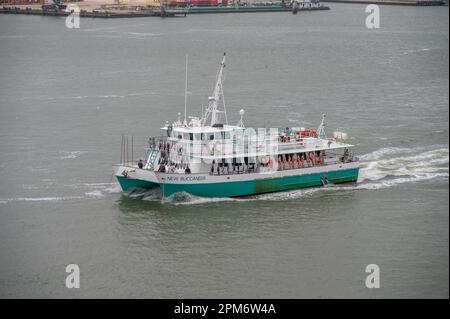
(183, 4, 329, 14)
(0, 6, 188, 18)
(0, 1, 332, 18)
(321, 0, 445, 6)
(0, 5, 331, 18)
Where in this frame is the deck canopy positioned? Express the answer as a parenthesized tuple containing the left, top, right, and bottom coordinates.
(192, 140, 355, 160)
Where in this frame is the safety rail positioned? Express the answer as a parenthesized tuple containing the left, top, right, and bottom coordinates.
(207, 155, 357, 176)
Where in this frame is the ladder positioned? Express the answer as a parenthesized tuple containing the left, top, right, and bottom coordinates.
(146, 149, 159, 169)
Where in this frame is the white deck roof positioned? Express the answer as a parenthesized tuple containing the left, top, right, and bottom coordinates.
(160, 124, 241, 133)
(193, 140, 355, 160)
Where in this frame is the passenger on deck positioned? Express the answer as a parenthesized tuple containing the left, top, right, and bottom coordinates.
(158, 163, 166, 173)
(211, 160, 215, 175)
(342, 148, 350, 162)
(138, 159, 143, 169)
(293, 154, 299, 169)
(185, 165, 191, 174)
(309, 152, 316, 166)
(280, 155, 285, 170)
(287, 155, 293, 169)
(286, 127, 291, 142)
(299, 154, 304, 168)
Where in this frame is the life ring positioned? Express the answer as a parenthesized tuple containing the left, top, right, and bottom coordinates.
(259, 156, 269, 164)
(208, 141, 215, 155)
(214, 140, 223, 156)
(296, 130, 317, 138)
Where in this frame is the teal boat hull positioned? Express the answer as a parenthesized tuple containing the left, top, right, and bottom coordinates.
(116, 176, 158, 191)
(116, 167, 359, 198)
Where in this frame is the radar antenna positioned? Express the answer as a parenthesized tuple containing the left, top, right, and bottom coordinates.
(201, 53, 228, 127)
(317, 114, 327, 139)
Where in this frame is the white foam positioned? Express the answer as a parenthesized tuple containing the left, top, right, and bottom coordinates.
(402, 48, 434, 55)
(58, 151, 86, 160)
(227, 146, 449, 202)
(125, 32, 161, 37)
(0, 196, 84, 203)
(359, 147, 449, 183)
(84, 183, 121, 198)
(358, 146, 420, 161)
(85, 190, 105, 198)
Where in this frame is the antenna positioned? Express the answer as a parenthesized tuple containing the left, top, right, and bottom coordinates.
(237, 109, 245, 128)
(201, 52, 227, 126)
(184, 55, 188, 126)
(317, 114, 327, 139)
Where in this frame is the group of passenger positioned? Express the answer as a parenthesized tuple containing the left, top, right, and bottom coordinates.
(210, 159, 257, 176)
(277, 151, 324, 170)
(157, 160, 191, 174)
(279, 127, 292, 143)
(158, 141, 172, 160)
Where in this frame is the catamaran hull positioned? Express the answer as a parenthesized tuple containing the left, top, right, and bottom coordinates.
(114, 162, 359, 198)
(160, 168, 358, 198)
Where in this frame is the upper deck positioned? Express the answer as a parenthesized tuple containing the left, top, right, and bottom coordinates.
(155, 122, 354, 161)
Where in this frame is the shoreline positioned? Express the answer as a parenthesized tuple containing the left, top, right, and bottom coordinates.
(321, 0, 446, 5)
(0, 0, 445, 19)
(0, 5, 331, 18)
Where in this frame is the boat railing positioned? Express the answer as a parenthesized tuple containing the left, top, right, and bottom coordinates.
(147, 135, 169, 150)
(207, 152, 357, 176)
(323, 151, 358, 165)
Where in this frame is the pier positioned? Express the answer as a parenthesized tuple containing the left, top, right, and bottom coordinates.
(0, 0, 331, 18)
(0, 6, 188, 18)
(321, 0, 445, 6)
(0, 5, 330, 18)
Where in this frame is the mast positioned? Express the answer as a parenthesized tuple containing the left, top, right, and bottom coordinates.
(317, 114, 327, 139)
(184, 55, 188, 126)
(201, 53, 227, 127)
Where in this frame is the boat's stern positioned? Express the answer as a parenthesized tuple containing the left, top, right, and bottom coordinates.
(113, 164, 159, 191)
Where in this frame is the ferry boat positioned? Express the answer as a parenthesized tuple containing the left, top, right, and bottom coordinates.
(113, 53, 359, 198)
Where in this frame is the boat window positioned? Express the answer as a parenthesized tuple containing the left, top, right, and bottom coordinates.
(209, 134, 214, 141)
(194, 133, 201, 141)
(224, 132, 231, 140)
(215, 132, 222, 141)
(189, 133, 193, 141)
(183, 133, 190, 140)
